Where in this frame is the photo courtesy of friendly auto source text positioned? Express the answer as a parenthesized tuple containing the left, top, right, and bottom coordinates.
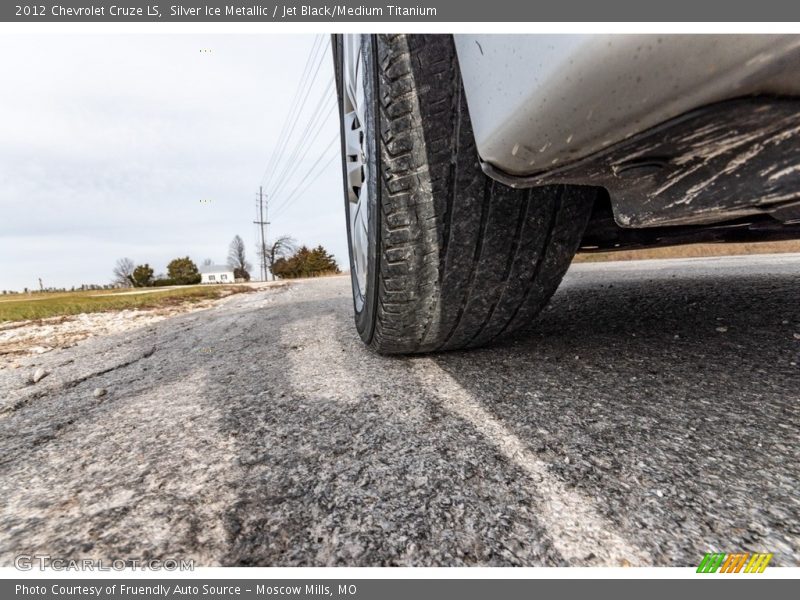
(0, 0, 798, 597)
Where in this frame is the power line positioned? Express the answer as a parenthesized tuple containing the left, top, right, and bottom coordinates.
(270, 136, 340, 219)
(257, 34, 323, 188)
(271, 132, 339, 212)
(261, 37, 331, 193)
(254, 34, 338, 246)
(271, 152, 339, 221)
(267, 90, 337, 201)
(265, 75, 335, 190)
(270, 85, 334, 196)
(263, 39, 331, 194)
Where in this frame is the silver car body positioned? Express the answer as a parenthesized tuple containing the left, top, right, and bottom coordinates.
(454, 34, 800, 178)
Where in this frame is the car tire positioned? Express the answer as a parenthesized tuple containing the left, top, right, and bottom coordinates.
(335, 34, 596, 354)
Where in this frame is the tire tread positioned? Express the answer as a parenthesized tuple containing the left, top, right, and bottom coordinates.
(367, 34, 594, 354)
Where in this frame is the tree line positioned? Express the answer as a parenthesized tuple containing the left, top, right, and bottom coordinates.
(112, 235, 339, 287)
(113, 256, 203, 287)
(1, 284, 117, 295)
(272, 245, 340, 279)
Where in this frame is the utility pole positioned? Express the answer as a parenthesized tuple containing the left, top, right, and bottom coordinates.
(253, 186, 270, 281)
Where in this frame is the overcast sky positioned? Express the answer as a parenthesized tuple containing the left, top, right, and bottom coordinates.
(0, 34, 344, 291)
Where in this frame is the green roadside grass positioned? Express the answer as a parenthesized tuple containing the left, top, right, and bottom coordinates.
(0, 285, 252, 323)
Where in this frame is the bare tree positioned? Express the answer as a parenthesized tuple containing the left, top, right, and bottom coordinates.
(266, 235, 297, 281)
(228, 235, 249, 270)
(202, 258, 214, 266)
(228, 234, 252, 281)
(112, 257, 135, 287)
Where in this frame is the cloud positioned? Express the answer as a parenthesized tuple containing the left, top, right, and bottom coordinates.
(0, 34, 345, 290)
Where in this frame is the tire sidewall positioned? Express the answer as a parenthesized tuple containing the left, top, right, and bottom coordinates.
(336, 34, 381, 344)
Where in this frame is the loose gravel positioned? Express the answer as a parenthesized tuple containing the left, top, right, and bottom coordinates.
(0, 257, 798, 567)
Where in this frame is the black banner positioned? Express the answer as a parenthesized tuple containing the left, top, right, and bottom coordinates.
(2, 0, 800, 22)
(4, 579, 798, 600)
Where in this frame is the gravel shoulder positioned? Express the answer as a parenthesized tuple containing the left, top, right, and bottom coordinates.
(0, 260, 798, 567)
(0, 284, 283, 364)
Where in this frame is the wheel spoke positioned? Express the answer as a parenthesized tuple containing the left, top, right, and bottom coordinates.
(344, 112, 362, 156)
(340, 35, 371, 309)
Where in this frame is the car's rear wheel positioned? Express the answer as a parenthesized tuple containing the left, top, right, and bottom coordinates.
(335, 34, 596, 354)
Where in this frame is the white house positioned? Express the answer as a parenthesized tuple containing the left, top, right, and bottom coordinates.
(199, 264, 235, 284)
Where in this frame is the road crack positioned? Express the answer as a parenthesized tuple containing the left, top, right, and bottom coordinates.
(0, 344, 157, 417)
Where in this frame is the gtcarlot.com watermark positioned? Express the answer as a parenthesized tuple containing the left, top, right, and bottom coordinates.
(15, 554, 194, 571)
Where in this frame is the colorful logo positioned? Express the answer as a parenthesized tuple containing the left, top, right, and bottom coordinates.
(697, 552, 773, 573)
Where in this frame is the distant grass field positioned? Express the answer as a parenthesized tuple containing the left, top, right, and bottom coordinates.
(0, 285, 251, 323)
(573, 240, 800, 263)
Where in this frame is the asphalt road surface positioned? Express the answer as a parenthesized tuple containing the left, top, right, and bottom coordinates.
(1, 255, 798, 567)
